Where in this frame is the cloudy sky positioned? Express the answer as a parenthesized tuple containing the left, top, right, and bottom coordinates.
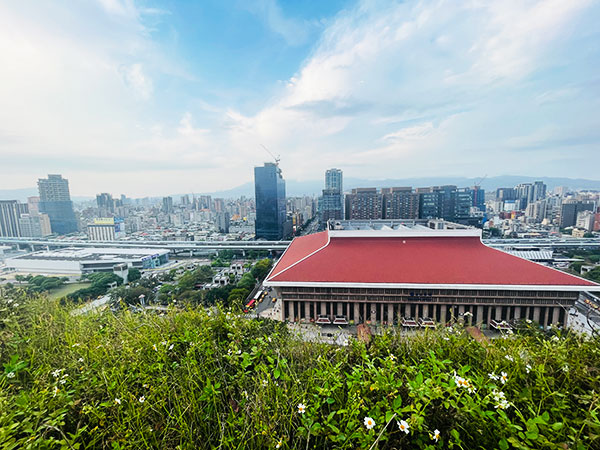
(1, 0, 599, 197)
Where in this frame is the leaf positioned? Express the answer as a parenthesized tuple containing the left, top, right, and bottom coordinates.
(274, 368, 281, 379)
(498, 438, 509, 450)
(451, 429, 460, 441)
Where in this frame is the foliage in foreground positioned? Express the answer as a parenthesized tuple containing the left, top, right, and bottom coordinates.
(1, 292, 599, 449)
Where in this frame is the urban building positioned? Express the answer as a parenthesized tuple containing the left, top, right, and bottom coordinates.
(37, 174, 78, 234)
(471, 186, 486, 211)
(254, 162, 288, 240)
(559, 201, 595, 228)
(264, 220, 599, 328)
(216, 212, 230, 233)
(96, 193, 115, 216)
(576, 210, 595, 232)
(162, 196, 174, 214)
(320, 168, 344, 223)
(345, 188, 383, 220)
(87, 218, 125, 241)
(18, 213, 52, 237)
(382, 187, 419, 219)
(0, 200, 28, 237)
(27, 196, 40, 214)
(6, 247, 169, 275)
(496, 188, 516, 201)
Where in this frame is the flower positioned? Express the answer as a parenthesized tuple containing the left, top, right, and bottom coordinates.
(6, 372, 15, 378)
(60, 379, 67, 385)
(51, 369, 62, 378)
(364, 417, 375, 430)
(488, 372, 499, 381)
(562, 364, 569, 373)
(297, 403, 306, 414)
(161, 341, 167, 346)
(275, 438, 283, 449)
(453, 372, 476, 393)
(53, 386, 60, 397)
(168, 344, 174, 351)
(491, 390, 510, 410)
(525, 364, 532, 374)
(114, 398, 121, 405)
(143, 383, 149, 388)
(389, 354, 396, 361)
(500, 372, 508, 385)
(552, 335, 559, 342)
(152, 344, 158, 351)
(526, 319, 532, 324)
(262, 379, 268, 387)
(78, 358, 84, 363)
(139, 396, 145, 403)
(504, 355, 514, 362)
(431, 429, 440, 442)
(397, 419, 410, 434)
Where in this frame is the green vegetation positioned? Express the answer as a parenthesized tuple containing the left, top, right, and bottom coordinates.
(48, 282, 92, 300)
(127, 268, 142, 284)
(65, 273, 123, 302)
(1, 290, 599, 449)
(14, 274, 68, 294)
(565, 249, 600, 282)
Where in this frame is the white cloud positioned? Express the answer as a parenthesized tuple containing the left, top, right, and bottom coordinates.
(121, 63, 153, 99)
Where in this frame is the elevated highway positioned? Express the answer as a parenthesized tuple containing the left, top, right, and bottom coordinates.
(0, 236, 598, 253)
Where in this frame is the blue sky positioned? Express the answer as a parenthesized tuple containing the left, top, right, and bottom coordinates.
(1, 0, 599, 197)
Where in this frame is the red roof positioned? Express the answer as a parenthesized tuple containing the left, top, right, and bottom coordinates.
(266, 232, 598, 288)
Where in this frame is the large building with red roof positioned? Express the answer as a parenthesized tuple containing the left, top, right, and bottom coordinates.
(263, 220, 600, 329)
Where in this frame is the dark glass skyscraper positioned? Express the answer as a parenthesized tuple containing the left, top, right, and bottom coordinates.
(38, 174, 78, 235)
(254, 162, 287, 240)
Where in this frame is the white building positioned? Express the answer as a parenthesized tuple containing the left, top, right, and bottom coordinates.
(576, 210, 595, 232)
(6, 247, 169, 275)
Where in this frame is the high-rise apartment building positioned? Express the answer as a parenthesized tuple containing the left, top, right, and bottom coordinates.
(37, 174, 78, 235)
(345, 188, 383, 220)
(96, 193, 115, 216)
(381, 187, 419, 219)
(320, 168, 344, 223)
(18, 213, 52, 237)
(254, 162, 288, 240)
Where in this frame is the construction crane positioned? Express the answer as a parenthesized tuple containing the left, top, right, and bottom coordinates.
(474, 174, 487, 188)
(260, 144, 280, 165)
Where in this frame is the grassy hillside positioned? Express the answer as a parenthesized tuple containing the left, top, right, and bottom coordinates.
(1, 290, 599, 449)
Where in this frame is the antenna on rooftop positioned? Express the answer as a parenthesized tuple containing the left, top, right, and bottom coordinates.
(260, 144, 280, 166)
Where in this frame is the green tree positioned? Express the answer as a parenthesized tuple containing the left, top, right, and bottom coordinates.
(127, 268, 141, 283)
(251, 259, 273, 281)
(237, 273, 256, 290)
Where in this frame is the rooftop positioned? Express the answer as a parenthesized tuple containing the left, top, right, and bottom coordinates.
(9, 247, 169, 262)
(265, 227, 600, 291)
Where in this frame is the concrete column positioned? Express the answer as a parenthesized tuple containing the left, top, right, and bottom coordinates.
(533, 307, 541, 323)
(514, 306, 521, 319)
(423, 304, 429, 318)
(288, 302, 295, 322)
(354, 303, 360, 324)
(525, 307, 531, 321)
(431, 304, 438, 322)
(458, 305, 465, 316)
(541, 307, 549, 329)
(477, 306, 484, 326)
(304, 302, 309, 320)
(487, 307, 492, 326)
(388, 304, 394, 324)
(552, 307, 560, 327)
(440, 305, 447, 324)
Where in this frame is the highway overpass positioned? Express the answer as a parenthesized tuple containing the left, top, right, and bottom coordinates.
(0, 237, 599, 253)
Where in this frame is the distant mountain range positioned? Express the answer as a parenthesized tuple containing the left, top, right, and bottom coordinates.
(2, 175, 599, 203)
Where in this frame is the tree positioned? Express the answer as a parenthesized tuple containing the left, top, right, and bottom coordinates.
(251, 259, 273, 281)
(237, 273, 256, 291)
(110, 285, 153, 305)
(127, 268, 141, 283)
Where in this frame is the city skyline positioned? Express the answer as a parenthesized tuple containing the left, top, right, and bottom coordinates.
(1, 0, 599, 197)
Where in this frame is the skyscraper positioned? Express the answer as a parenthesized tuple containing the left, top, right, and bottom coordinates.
(162, 196, 173, 214)
(37, 174, 78, 234)
(96, 193, 115, 216)
(254, 162, 287, 240)
(345, 188, 383, 220)
(320, 168, 343, 223)
(0, 200, 27, 237)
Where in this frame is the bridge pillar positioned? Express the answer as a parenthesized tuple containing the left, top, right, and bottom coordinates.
(189, 250, 193, 257)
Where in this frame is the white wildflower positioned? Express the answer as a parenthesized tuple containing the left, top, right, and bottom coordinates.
(488, 372, 499, 381)
(397, 419, 410, 434)
(525, 364, 532, 374)
(6, 372, 15, 379)
(51, 369, 62, 378)
(114, 398, 121, 405)
(364, 416, 375, 430)
(139, 396, 145, 403)
(431, 428, 440, 442)
(168, 344, 174, 351)
(78, 358, 84, 363)
(500, 372, 508, 385)
(297, 403, 306, 414)
(504, 355, 514, 362)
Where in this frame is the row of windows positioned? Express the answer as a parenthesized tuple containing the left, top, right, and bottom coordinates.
(281, 287, 576, 298)
(282, 295, 573, 306)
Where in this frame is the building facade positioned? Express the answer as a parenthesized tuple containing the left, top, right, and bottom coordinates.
(254, 162, 288, 240)
(264, 221, 599, 329)
(382, 187, 419, 219)
(345, 188, 383, 220)
(38, 174, 78, 234)
(0, 200, 27, 237)
(320, 168, 344, 223)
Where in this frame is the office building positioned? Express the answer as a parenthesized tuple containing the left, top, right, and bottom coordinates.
(471, 186, 485, 211)
(162, 197, 174, 214)
(576, 211, 595, 232)
(264, 220, 599, 328)
(560, 201, 595, 228)
(38, 174, 78, 234)
(320, 169, 344, 223)
(254, 162, 288, 240)
(87, 218, 125, 241)
(345, 188, 383, 220)
(0, 200, 28, 237)
(27, 196, 40, 214)
(216, 212, 230, 233)
(496, 188, 516, 201)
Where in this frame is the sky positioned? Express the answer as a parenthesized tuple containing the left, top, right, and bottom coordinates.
(1, 0, 599, 197)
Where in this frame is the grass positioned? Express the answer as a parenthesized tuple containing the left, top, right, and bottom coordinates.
(1, 291, 600, 449)
(47, 282, 91, 300)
